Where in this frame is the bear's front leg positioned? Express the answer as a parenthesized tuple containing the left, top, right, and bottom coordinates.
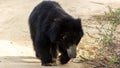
(59, 46, 70, 64)
(51, 44, 58, 62)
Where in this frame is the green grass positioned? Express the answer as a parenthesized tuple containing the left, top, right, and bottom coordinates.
(86, 7, 120, 59)
(85, 7, 120, 66)
(110, 57, 118, 63)
(94, 7, 120, 47)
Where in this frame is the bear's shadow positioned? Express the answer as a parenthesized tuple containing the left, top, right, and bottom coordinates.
(0, 56, 40, 63)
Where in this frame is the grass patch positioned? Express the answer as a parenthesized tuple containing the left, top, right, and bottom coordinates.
(93, 6, 120, 47)
(86, 7, 120, 63)
(93, 7, 120, 64)
(110, 57, 118, 63)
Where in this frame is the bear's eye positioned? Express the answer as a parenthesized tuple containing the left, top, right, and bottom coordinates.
(62, 35, 67, 40)
(60, 32, 73, 42)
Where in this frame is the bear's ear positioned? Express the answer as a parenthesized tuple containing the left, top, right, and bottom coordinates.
(75, 18, 81, 24)
(47, 22, 61, 42)
(74, 18, 83, 30)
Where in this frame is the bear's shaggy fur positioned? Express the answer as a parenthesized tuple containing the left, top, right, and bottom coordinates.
(29, 1, 84, 66)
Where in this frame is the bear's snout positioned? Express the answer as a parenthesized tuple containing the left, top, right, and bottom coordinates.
(67, 44, 77, 58)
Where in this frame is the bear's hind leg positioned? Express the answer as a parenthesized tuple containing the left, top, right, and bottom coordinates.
(34, 34, 53, 66)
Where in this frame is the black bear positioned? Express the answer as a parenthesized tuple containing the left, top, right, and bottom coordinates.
(29, 1, 84, 66)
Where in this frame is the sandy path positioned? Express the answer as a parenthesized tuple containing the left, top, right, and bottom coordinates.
(0, 0, 120, 68)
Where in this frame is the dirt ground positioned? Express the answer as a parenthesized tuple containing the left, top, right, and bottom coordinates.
(0, 0, 120, 68)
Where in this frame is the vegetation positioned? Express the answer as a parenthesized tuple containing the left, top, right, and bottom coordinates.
(73, 7, 120, 68)
(94, 7, 120, 64)
(95, 6, 120, 46)
(110, 56, 118, 63)
(85, 7, 120, 65)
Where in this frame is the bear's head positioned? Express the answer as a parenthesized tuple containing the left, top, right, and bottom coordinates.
(47, 18, 84, 58)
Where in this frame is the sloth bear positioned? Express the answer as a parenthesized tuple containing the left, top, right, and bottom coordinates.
(29, 1, 84, 66)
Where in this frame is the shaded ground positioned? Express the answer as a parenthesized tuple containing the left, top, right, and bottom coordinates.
(0, 0, 120, 68)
